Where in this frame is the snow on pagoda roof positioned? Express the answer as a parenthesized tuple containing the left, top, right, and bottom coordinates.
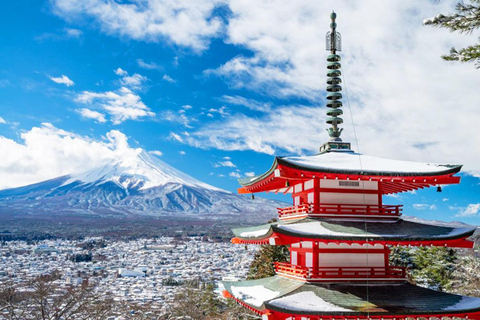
(239, 151, 462, 187)
(223, 276, 480, 317)
(230, 285, 280, 307)
(281, 152, 461, 176)
(268, 291, 353, 312)
(231, 217, 476, 246)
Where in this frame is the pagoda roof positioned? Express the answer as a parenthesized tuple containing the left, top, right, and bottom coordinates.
(238, 151, 462, 194)
(231, 217, 475, 247)
(223, 276, 480, 318)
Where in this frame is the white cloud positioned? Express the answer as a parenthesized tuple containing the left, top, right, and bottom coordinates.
(137, 59, 162, 70)
(456, 203, 480, 217)
(386, 193, 401, 199)
(51, 0, 225, 51)
(229, 171, 241, 178)
(442, 198, 449, 202)
(162, 110, 194, 128)
(221, 95, 271, 112)
(114, 68, 127, 76)
(76, 87, 154, 124)
(202, 1, 480, 177)
(0, 123, 141, 189)
(213, 160, 236, 168)
(120, 73, 148, 90)
(49, 75, 74, 87)
(150, 150, 163, 156)
(413, 204, 437, 210)
(245, 171, 255, 177)
(169, 132, 184, 143)
(187, 105, 324, 154)
(65, 28, 82, 38)
(0, 117, 6, 124)
(35, 28, 83, 41)
(113, 68, 149, 90)
(76, 108, 106, 123)
(49, 1, 480, 177)
(207, 106, 229, 117)
(162, 74, 176, 83)
(179, 151, 186, 155)
(182, 105, 193, 110)
(74, 69, 153, 124)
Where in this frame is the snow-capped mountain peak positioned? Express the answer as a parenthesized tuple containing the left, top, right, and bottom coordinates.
(0, 148, 286, 219)
(63, 149, 226, 192)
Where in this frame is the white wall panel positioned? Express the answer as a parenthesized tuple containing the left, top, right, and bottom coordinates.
(307, 192, 314, 203)
(318, 253, 384, 267)
(306, 252, 313, 267)
(294, 183, 303, 193)
(320, 179, 378, 190)
(319, 192, 378, 205)
(291, 251, 298, 265)
(304, 179, 314, 190)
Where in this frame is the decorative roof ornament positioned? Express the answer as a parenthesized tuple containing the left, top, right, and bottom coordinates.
(325, 11, 343, 142)
(320, 11, 351, 153)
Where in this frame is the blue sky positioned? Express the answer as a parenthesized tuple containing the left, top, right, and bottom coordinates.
(0, 0, 479, 224)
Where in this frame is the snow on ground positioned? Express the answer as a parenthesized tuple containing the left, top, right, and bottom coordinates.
(268, 291, 353, 312)
(231, 285, 280, 307)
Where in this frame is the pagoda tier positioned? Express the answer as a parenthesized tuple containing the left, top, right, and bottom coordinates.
(223, 11, 480, 320)
(238, 152, 462, 195)
(223, 276, 480, 320)
(231, 217, 476, 248)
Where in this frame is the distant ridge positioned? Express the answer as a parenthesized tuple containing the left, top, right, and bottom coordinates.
(0, 149, 285, 220)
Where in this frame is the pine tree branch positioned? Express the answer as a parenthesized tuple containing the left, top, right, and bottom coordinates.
(442, 43, 480, 67)
(423, 1, 480, 33)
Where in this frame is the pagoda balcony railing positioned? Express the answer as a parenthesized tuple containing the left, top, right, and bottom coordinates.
(274, 262, 406, 281)
(274, 262, 310, 278)
(277, 204, 313, 217)
(278, 204, 402, 219)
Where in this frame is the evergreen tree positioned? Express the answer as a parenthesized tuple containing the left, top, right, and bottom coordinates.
(412, 246, 457, 291)
(451, 246, 480, 297)
(424, 0, 480, 67)
(389, 246, 458, 292)
(247, 245, 289, 280)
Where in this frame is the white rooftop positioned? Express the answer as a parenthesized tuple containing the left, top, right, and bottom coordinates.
(281, 151, 460, 175)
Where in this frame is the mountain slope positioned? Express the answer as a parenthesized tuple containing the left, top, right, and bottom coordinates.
(0, 149, 285, 220)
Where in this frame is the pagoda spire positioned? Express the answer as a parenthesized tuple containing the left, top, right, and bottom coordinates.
(325, 11, 343, 142)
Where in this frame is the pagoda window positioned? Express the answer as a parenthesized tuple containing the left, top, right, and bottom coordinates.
(291, 251, 298, 265)
(320, 179, 378, 190)
(294, 196, 301, 206)
(294, 183, 303, 193)
(301, 242, 313, 248)
(305, 252, 313, 268)
(307, 192, 314, 203)
(304, 179, 314, 190)
(338, 181, 360, 187)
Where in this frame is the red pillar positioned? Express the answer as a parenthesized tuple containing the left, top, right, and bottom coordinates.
(313, 178, 320, 213)
(311, 242, 319, 278)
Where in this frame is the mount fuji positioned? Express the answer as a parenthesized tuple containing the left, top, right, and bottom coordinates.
(0, 149, 284, 220)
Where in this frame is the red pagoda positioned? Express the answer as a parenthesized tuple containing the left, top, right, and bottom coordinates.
(222, 12, 480, 320)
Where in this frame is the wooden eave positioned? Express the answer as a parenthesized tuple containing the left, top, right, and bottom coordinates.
(238, 160, 461, 195)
